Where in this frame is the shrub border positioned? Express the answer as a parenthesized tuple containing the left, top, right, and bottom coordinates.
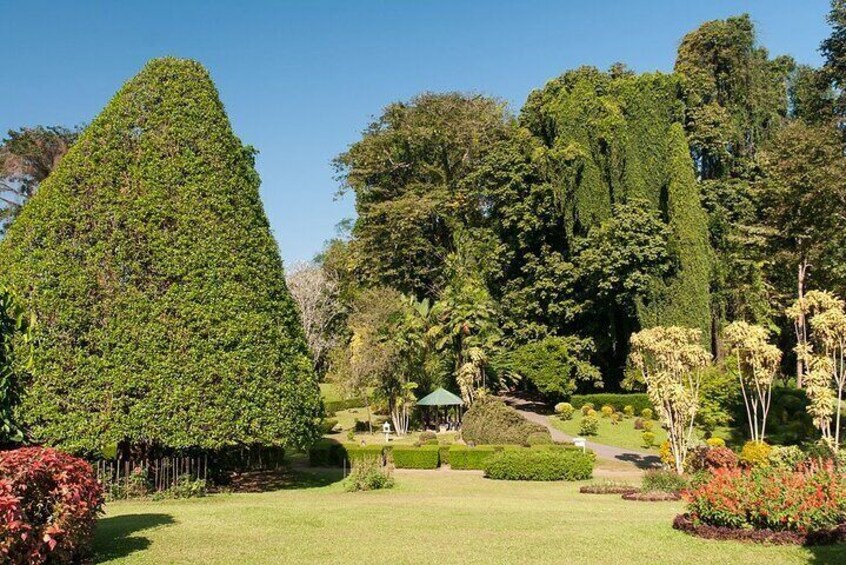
(622, 491, 681, 502)
(672, 514, 846, 545)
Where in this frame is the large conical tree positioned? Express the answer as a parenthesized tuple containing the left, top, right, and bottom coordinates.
(0, 58, 321, 454)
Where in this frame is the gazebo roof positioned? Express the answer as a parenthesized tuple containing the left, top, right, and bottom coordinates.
(417, 387, 464, 406)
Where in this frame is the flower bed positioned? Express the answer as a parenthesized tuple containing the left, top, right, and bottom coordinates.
(579, 481, 637, 495)
(676, 460, 846, 543)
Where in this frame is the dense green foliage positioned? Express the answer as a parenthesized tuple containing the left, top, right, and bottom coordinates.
(0, 58, 321, 454)
(495, 336, 599, 398)
(0, 287, 31, 444)
(461, 397, 550, 446)
(483, 448, 593, 481)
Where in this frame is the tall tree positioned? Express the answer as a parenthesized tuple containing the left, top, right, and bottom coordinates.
(0, 126, 78, 234)
(0, 58, 321, 454)
(335, 93, 520, 299)
(675, 15, 794, 346)
(757, 121, 846, 384)
(675, 14, 793, 179)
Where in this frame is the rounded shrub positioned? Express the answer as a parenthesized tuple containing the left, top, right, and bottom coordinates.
(705, 437, 726, 448)
(642, 431, 656, 448)
(344, 457, 394, 492)
(623, 405, 635, 418)
(704, 447, 738, 470)
(610, 413, 621, 425)
(579, 413, 599, 436)
(600, 405, 614, 418)
(642, 469, 688, 493)
(767, 445, 806, 469)
(641, 408, 654, 420)
(483, 449, 593, 481)
(581, 403, 595, 416)
(739, 441, 772, 468)
(527, 431, 553, 446)
(419, 431, 437, 442)
(0, 447, 104, 563)
(554, 402, 574, 420)
(633, 417, 645, 430)
(641, 420, 654, 432)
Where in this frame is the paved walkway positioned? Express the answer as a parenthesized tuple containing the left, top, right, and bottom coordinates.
(504, 395, 661, 470)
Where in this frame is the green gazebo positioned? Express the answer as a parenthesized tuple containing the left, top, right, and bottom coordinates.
(417, 388, 464, 431)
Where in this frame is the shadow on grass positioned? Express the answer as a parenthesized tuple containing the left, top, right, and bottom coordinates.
(614, 453, 662, 470)
(807, 545, 846, 564)
(94, 513, 175, 563)
(227, 467, 344, 493)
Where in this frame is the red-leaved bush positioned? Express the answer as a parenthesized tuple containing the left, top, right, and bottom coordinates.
(703, 447, 738, 471)
(0, 447, 103, 564)
(683, 460, 846, 534)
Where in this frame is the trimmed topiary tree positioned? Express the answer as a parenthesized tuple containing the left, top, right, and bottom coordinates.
(461, 396, 550, 446)
(0, 58, 321, 454)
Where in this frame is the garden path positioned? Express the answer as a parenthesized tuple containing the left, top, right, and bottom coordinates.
(503, 394, 661, 470)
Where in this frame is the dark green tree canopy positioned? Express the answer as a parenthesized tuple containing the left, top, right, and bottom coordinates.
(0, 58, 321, 454)
(675, 14, 794, 179)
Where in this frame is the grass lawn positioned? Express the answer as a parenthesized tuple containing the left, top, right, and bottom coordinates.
(93, 468, 843, 564)
(549, 412, 668, 452)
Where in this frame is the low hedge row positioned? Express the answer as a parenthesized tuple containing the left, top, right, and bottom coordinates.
(569, 393, 652, 413)
(310, 440, 593, 472)
(390, 446, 440, 469)
(324, 398, 366, 415)
(484, 449, 594, 481)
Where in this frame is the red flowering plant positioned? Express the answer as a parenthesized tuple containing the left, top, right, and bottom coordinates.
(683, 459, 846, 534)
(0, 447, 104, 564)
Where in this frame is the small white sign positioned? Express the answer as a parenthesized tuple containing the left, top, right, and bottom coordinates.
(573, 437, 586, 451)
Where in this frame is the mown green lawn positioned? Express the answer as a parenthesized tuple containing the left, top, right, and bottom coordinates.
(549, 412, 669, 452)
(94, 469, 843, 564)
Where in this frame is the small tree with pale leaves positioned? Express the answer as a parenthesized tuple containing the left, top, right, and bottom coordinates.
(723, 321, 781, 444)
(787, 290, 846, 450)
(629, 326, 711, 474)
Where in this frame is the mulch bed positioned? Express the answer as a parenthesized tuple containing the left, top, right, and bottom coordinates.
(673, 514, 846, 545)
(621, 490, 681, 501)
(579, 485, 637, 495)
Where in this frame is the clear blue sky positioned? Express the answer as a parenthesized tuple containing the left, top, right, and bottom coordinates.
(1, 0, 831, 264)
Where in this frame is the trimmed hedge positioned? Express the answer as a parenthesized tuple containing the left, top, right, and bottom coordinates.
(483, 449, 594, 481)
(438, 445, 451, 466)
(391, 445, 440, 469)
(308, 439, 347, 467)
(448, 445, 499, 470)
(324, 398, 366, 415)
(346, 444, 385, 465)
(309, 440, 388, 467)
(570, 394, 652, 414)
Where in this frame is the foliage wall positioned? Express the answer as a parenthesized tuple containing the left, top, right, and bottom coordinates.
(0, 58, 321, 453)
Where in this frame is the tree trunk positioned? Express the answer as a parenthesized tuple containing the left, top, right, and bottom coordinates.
(796, 260, 808, 388)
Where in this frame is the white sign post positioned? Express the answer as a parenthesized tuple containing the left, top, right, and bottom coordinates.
(573, 437, 586, 452)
